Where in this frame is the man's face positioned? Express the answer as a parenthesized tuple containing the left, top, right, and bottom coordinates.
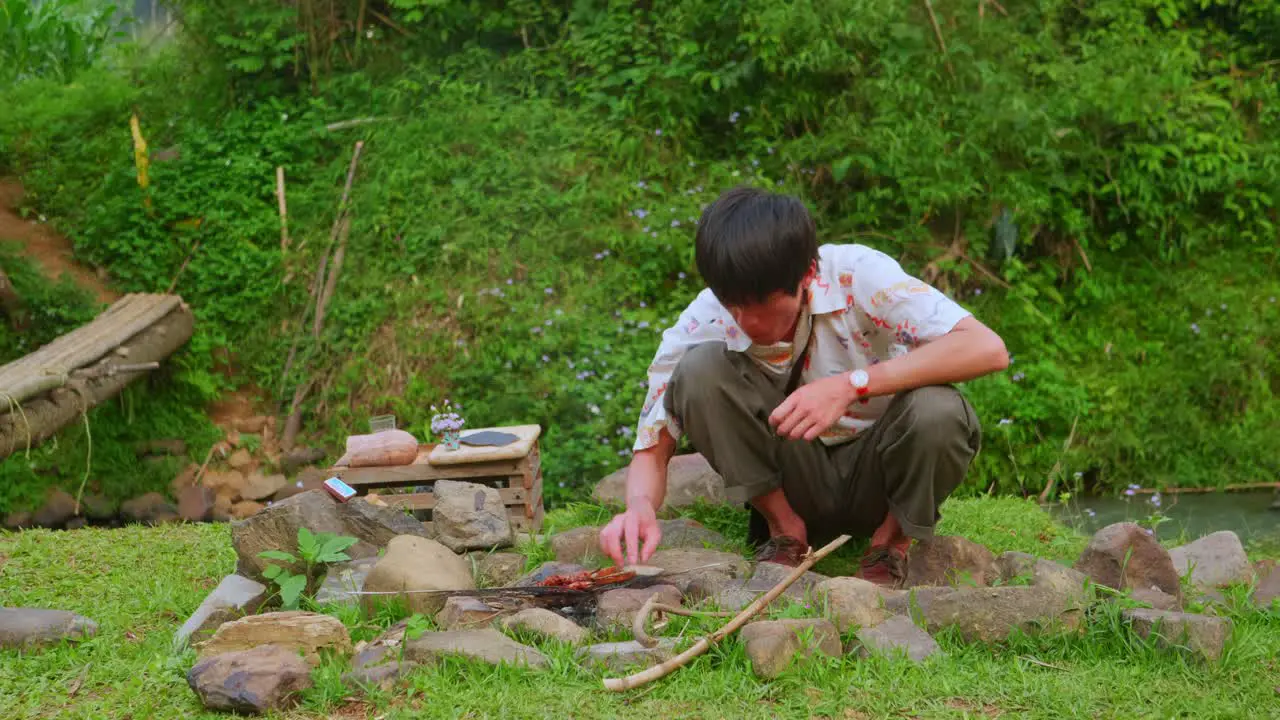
(723, 265, 816, 345)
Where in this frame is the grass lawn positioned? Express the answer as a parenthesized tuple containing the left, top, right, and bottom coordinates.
(2, 497, 1278, 719)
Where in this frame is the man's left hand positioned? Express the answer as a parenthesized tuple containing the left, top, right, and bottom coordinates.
(769, 374, 858, 441)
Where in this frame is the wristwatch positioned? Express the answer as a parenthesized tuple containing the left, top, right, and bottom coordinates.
(849, 369, 871, 403)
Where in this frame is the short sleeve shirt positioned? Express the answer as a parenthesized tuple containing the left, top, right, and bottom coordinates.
(633, 243, 972, 451)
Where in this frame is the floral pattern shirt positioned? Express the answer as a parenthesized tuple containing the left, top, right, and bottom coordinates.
(633, 243, 972, 452)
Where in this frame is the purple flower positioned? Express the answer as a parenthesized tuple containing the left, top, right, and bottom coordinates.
(1149, 493, 1162, 508)
(544, 287, 554, 295)
(1084, 508, 1096, 517)
(1191, 323, 1200, 334)
(1124, 488, 1136, 497)
(636, 180, 647, 189)
(595, 253, 604, 260)
(541, 354, 549, 362)
(654, 128, 662, 136)
(767, 147, 774, 155)
(998, 418, 1012, 426)
(633, 208, 649, 219)
(678, 272, 687, 279)
(729, 111, 740, 124)
(1012, 372, 1025, 383)
(671, 219, 681, 228)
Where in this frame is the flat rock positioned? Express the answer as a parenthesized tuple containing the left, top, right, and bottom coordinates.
(471, 551, 525, 587)
(272, 470, 328, 502)
(342, 660, 407, 691)
(1074, 522, 1180, 598)
(816, 576, 889, 632)
(0, 607, 98, 650)
(313, 557, 379, 607)
(432, 479, 514, 552)
(361, 535, 475, 615)
(658, 517, 728, 550)
(187, 644, 312, 714)
(551, 526, 602, 565)
(647, 548, 751, 596)
(1168, 531, 1253, 589)
(853, 615, 942, 663)
(178, 485, 216, 522)
(593, 452, 726, 509)
(1131, 586, 1181, 611)
(500, 608, 590, 645)
(120, 492, 179, 525)
(576, 638, 678, 672)
(173, 574, 267, 650)
(597, 585, 682, 630)
(231, 490, 433, 584)
(1253, 561, 1280, 608)
(512, 561, 586, 588)
(171, 463, 200, 497)
(405, 628, 548, 668)
(739, 618, 841, 679)
(1123, 608, 1233, 662)
(203, 469, 247, 498)
(228, 448, 253, 470)
(905, 535, 996, 587)
(882, 586, 954, 620)
(748, 561, 829, 600)
(231, 500, 265, 519)
(197, 610, 351, 665)
(436, 595, 506, 630)
(241, 473, 289, 502)
(919, 585, 1084, 643)
(33, 489, 78, 528)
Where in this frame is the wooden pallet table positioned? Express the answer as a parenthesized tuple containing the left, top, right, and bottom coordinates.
(326, 425, 544, 533)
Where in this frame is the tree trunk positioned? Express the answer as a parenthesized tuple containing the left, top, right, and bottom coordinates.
(0, 305, 194, 461)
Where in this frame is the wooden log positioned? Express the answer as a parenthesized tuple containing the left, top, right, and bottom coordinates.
(0, 305, 194, 461)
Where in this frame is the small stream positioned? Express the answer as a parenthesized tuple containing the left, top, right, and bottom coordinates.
(1049, 490, 1280, 549)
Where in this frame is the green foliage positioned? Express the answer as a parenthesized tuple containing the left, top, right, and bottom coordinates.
(257, 526, 358, 609)
(0, 0, 124, 87)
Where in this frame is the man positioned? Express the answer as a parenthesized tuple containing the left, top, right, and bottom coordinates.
(598, 186, 1009, 588)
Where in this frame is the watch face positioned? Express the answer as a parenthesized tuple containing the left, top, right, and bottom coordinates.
(851, 370, 869, 387)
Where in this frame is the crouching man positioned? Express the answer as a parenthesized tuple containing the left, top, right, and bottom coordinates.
(598, 186, 1009, 588)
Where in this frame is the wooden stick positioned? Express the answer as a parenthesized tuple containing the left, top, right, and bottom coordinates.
(602, 534, 851, 692)
(313, 141, 363, 338)
(632, 596, 734, 648)
(276, 166, 290, 253)
(922, 0, 956, 79)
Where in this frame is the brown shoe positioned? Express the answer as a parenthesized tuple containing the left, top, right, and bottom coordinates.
(753, 535, 808, 567)
(857, 545, 908, 588)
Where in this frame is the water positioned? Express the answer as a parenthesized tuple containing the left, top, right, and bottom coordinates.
(1049, 491, 1280, 548)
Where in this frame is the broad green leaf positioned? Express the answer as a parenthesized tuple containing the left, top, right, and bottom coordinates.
(280, 575, 307, 610)
(262, 565, 282, 580)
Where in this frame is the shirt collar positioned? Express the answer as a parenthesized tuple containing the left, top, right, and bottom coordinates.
(806, 258, 851, 315)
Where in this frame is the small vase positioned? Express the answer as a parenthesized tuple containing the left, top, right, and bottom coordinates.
(442, 430, 461, 451)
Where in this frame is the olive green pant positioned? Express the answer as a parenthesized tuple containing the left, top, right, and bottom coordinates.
(664, 342, 982, 546)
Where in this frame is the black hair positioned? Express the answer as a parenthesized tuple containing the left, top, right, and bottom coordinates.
(694, 186, 818, 306)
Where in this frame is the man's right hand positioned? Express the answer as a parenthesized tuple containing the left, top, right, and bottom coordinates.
(599, 500, 662, 567)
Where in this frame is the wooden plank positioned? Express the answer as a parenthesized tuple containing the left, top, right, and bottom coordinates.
(333, 449, 526, 488)
(374, 484, 531, 511)
(426, 425, 542, 465)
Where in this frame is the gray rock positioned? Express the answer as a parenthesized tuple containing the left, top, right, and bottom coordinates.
(231, 490, 432, 584)
(996, 551, 1091, 600)
(227, 448, 253, 470)
(405, 628, 548, 668)
(905, 535, 997, 587)
(739, 618, 841, 678)
(65, 517, 88, 530)
(342, 660, 407, 690)
(748, 561, 829, 601)
(187, 644, 312, 714)
(647, 548, 752, 596)
(173, 574, 267, 650)
(281, 447, 325, 474)
(815, 576, 889, 631)
(196, 610, 352, 666)
(512, 561, 586, 588)
(550, 526, 603, 565)
(854, 615, 942, 662)
(1123, 608, 1233, 662)
(436, 595, 506, 630)
(1253, 561, 1280, 608)
(596, 585, 682, 630)
(79, 493, 116, 521)
(500, 608, 590, 645)
(120, 492, 180, 525)
(361, 535, 475, 616)
(0, 607, 98, 649)
(576, 638, 678, 672)
(241, 473, 289, 502)
(432, 479, 514, 552)
(178, 485, 216, 522)
(471, 552, 525, 587)
(593, 452, 726, 509)
(882, 586, 954, 620)
(1131, 586, 1181, 611)
(33, 489, 78, 528)
(1074, 522, 1180, 598)
(314, 557, 379, 607)
(272, 470, 327, 502)
(919, 585, 1084, 643)
(1168, 531, 1254, 589)
(658, 517, 728, 550)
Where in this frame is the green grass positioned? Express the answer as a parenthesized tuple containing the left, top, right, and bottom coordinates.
(3, 498, 1278, 719)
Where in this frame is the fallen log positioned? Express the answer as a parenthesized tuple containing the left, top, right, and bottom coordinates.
(0, 302, 194, 461)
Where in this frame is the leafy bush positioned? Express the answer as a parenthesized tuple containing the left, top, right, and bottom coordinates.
(0, 0, 124, 86)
